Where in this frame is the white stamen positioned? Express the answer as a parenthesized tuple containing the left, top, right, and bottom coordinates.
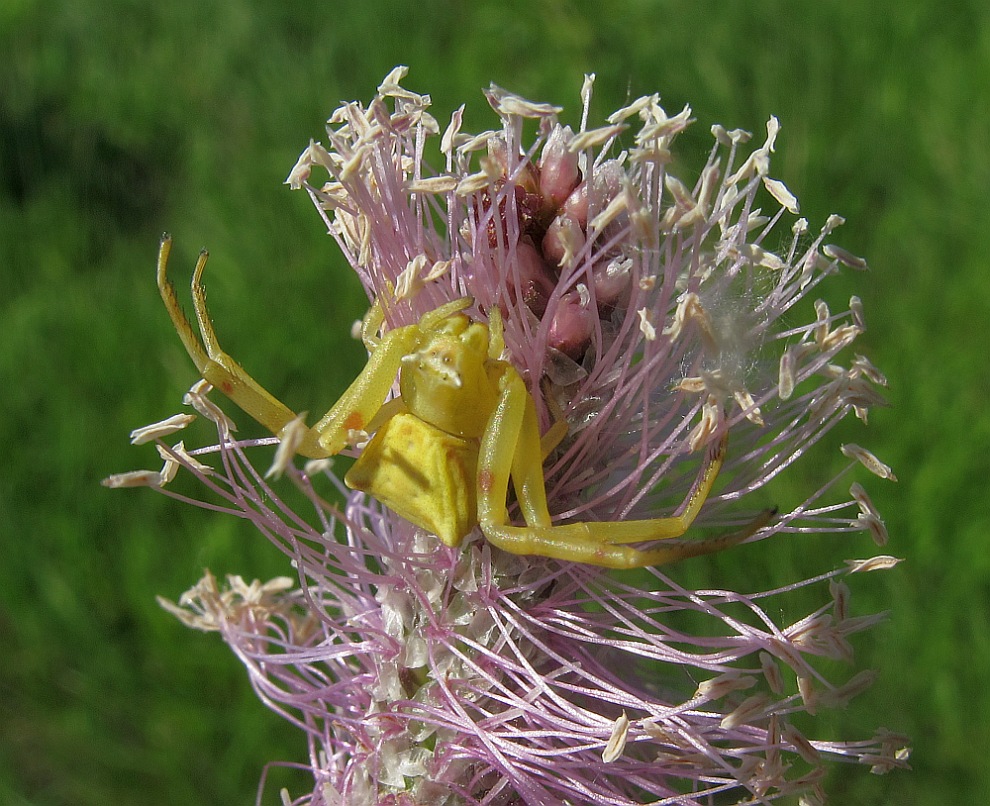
(852, 354, 888, 386)
(733, 387, 765, 426)
(782, 722, 821, 764)
(824, 243, 869, 270)
(284, 141, 315, 190)
(304, 458, 334, 477)
(778, 348, 796, 400)
(687, 397, 722, 452)
(602, 712, 630, 762)
(607, 94, 658, 124)
(720, 694, 772, 730)
(440, 105, 465, 157)
(567, 124, 627, 152)
(423, 259, 452, 282)
(696, 673, 757, 700)
(101, 469, 163, 488)
(636, 104, 694, 142)
(485, 84, 562, 118)
(589, 190, 629, 232)
(405, 176, 459, 194)
(637, 307, 656, 341)
(858, 513, 890, 547)
(455, 171, 491, 196)
(763, 177, 800, 213)
(129, 413, 197, 445)
(814, 299, 831, 348)
(160, 440, 211, 475)
(346, 429, 370, 450)
(395, 254, 429, 300)
(579, 73, 595, 131)
(157, 448, 179, 486)
(845, 555, 903, 573)
(760, 651, 784, 694)
(377, 65, 410, 94)
(266, 414, 310, 479)
(183, 382, 237, 432)
(822, 324, 862, 352)
(830, 580, 851, 622)
(841, 443, 898, 481)
(797, 676, 818, 715)
(850, 482, 880, 518)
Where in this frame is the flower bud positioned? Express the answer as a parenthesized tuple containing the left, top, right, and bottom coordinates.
(542, 211, 586, 269)
(507, 239, 557, 318)
(539, 124, 581, 207)
(592, 256, 632, 311)
(561, 180, 589, 228)
(548, 287, 595, 360)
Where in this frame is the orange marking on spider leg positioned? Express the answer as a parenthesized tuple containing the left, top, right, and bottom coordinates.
(221, 380, 234, 395)
(478, 467, 495, 494)
(344, 411, 365, 431)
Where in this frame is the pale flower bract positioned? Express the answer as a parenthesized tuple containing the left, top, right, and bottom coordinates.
(109, 68, 909, 804)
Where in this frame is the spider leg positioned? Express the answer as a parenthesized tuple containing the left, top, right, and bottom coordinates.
(309, 323, 425, 455)
(476, 364, 771, 568)
(483, 509, 773, 569)
(596, 434, 726, 546)
(156, 234, 327, 458)
(476, 366, 553, 532)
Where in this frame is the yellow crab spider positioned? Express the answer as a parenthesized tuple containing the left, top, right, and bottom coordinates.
(156, 235, 771, 568)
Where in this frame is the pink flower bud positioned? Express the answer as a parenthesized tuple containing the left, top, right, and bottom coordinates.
(542, 211, 586, 268)
(507, 239, 557, 318)
(592, 256, 632, 311)
(538, 124, 581, 208)
(548, 288, 595, 360)
(561, 180, 588, 228)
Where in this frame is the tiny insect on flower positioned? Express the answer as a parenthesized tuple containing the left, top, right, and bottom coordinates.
(156, 235, 773, 568)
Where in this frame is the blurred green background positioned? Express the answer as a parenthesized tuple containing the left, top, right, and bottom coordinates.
(3, 0, 987, 803)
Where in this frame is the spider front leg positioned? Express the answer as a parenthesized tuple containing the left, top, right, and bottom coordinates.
(476, 366, 771, 569)
(156, 234, 326, 458)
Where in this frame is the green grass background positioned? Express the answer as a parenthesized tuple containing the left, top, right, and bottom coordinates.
(3, 1, 987, 803)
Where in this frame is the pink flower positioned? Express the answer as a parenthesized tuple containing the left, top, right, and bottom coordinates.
(109, 68, 908, 804)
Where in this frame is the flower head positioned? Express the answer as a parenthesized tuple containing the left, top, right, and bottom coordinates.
(109, 68, 908, 804)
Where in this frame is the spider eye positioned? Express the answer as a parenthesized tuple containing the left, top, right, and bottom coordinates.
(405, 346, 463, 389)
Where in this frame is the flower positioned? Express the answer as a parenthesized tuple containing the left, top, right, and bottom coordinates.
(108, 68, 908, 804)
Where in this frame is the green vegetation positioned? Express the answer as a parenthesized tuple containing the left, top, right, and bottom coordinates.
(3, 1, 987, 802)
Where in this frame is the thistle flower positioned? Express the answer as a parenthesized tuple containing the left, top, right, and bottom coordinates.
(108, 68, 908, 804)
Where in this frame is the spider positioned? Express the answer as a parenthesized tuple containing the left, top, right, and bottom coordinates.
(156, 235, 771, 568)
